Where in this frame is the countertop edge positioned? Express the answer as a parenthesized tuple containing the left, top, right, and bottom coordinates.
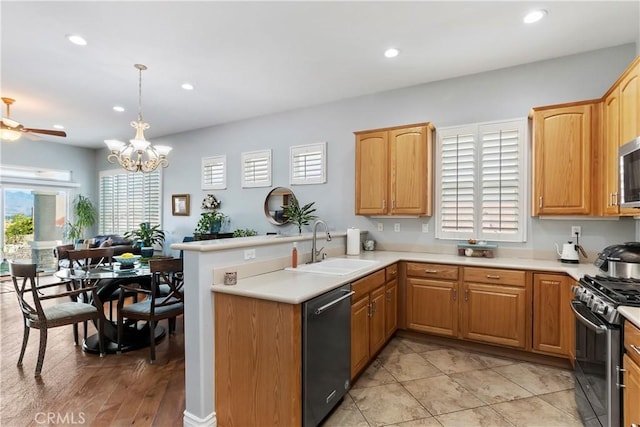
(618, 306, 640, 329)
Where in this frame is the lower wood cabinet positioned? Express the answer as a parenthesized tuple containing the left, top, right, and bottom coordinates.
(406, 263, 459, 337)
(532, 273, 575, 358)
(624, 321, 640, 427)
(406, 263, 528, 350)
(350, 265, 398, 380)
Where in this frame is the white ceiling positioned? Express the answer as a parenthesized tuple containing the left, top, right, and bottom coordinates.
(1, 1, 638, 149)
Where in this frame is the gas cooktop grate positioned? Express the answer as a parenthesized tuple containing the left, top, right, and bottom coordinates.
(582, 275, 640, 306)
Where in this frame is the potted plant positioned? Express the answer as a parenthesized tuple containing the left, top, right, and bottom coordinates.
(124, 222, 165, 258)
(194, 194, 229, 238)
(64, 194, 97, 247)
(282, 198, 317, 235)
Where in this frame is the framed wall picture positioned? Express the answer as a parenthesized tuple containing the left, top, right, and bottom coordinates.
(172, 194, 190, 216)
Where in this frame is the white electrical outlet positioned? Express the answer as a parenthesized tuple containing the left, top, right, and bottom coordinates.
(394, 223, 400, 232)
(244, 249, 256, 260)
(571, 226, 582, 238)
(422, 223, 429, 233)
(377, 223, 384, 232)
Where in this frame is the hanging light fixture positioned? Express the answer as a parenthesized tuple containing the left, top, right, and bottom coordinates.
(105, 64, 172, 173)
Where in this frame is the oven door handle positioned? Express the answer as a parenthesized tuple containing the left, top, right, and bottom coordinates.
(570, 301, 608, 334)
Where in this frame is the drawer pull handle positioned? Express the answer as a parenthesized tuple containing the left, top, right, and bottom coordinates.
(453, 289, 457, 301)
(486, 275, 500, 279)
(616, 365, 626, 389)
(631, 344, 640, 355)
(390, 270, 397, 276)
(465, 289, 469, 301)
(425, 269, 438, 273)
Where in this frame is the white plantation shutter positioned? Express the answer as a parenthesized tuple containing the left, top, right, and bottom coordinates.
(480, 124, 522, 238)
(241, 150, 271, 188)
(99, 169, 162, 235)
(202, 156, 227, 190)
(290, 142, 326, 185)
(436, 119, 526, 242)
(438, 129, 476, 238)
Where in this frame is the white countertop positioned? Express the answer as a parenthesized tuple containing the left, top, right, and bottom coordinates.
(211, 250, 600, 304)
(618, 306, 640, 329)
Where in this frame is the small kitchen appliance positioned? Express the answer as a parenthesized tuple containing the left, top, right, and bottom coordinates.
(555, 238, 587, 263)
(594, 241, 640, 279)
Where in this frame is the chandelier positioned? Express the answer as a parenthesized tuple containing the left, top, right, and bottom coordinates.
(105, 64, 171, 173)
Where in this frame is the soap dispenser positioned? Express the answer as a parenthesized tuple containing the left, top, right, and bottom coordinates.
(292, 242, 298, 268)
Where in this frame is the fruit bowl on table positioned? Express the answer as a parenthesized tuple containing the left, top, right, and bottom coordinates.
(114, 255, 141, 269)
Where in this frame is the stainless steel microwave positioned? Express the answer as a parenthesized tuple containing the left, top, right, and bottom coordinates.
(620, 136, 640, 208)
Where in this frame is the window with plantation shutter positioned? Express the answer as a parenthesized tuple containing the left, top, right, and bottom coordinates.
(241, 150, 271, 188)
(290, 142, 326, 185)
(202, 155, 226, 190)
(99, 169, 162, 236)
(436, 119, 526, 243)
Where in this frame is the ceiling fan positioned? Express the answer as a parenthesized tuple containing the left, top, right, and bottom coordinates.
(1, 97, 67, 141)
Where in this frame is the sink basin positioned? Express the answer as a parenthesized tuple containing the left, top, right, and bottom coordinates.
(285, 258, 379, 276)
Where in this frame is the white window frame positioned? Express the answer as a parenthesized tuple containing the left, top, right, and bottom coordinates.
(201, 155, 227, 190)
(290, 142, 327, 185)
(435, 118, 527, 243)
(98, 169, 163, 236)
(241, 149, 272, 188)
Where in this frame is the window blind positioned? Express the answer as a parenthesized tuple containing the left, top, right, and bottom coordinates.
(202, 156, 227, 190)
(99, 170, 161, 235)
(436, 119, 526, 242)
(241, 150, 271, 188)
(290, 142, 326, 185)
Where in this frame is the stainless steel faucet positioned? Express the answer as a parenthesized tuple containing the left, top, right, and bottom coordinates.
(311, 220, 332, 263)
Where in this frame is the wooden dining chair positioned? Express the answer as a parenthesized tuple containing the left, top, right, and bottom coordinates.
(67, 247, 116, 341)
(117, 258, 184, 363)
(9, 262, 105, 376)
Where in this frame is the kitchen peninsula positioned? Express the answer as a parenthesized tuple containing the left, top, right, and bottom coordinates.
(173, 234, 640, 427)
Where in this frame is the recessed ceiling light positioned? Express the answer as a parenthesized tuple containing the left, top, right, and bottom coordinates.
(113, 106, 125, 112)
(66, 34, 87, 46)
(53, 124, 65, 130)
(523, 9, 547, 24)
(181, 83, 194, 90)
(384, 48, 400, 58)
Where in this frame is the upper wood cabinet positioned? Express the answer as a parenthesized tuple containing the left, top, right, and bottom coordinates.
(355, 123, 434, 216)
(603, 57, 640, 216)
(531, 101, 600, 215)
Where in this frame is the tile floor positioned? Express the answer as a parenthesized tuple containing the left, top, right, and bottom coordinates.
(323, 336, 583, 427)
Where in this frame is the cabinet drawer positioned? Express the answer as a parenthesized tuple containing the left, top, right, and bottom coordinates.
(386, 264, 398, 281)
(464, 267, 525, 287)
(406, 263, 458, 280)
(352, 269, 386, 302)
(625, 321, 640, 365)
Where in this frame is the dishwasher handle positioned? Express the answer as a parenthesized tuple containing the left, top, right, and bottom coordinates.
(314, 291, 355, 315)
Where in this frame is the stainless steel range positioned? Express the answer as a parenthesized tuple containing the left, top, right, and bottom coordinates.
(572, 273, 640, 427)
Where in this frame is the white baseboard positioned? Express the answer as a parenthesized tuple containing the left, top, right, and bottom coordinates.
(183, 410, 216, 427)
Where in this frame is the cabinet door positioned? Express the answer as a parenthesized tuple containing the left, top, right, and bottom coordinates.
(384, 278, 398, 340)
(532, 104, 592, 215)
(355, 131, 388, 215)
(461, 283, 526, 348)
(389, 125, 432, 215)
(603, 89, 621, 215)
(533, 274, 572, 357)
(351, 296, 370, 379)
(623, 354, 640, 427)
(406, 277, 458, 337)
(620, 60, 640, 144)
(369, 285, 386, 356)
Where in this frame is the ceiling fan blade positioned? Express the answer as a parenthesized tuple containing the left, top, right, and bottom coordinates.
(22, 128, 67, 137)
(2, 117, 21, 128)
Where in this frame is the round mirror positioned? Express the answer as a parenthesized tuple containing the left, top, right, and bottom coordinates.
(264, 187, 295, 225)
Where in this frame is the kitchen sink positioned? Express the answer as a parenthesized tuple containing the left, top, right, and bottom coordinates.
(285, 258, 379, 276)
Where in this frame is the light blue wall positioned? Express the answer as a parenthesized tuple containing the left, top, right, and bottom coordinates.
(7, 44, 638, 257)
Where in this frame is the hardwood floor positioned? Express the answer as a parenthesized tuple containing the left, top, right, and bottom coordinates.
(0, 277, 185, 426)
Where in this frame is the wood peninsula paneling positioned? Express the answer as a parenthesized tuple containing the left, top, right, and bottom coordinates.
(215, 293, 302, 427)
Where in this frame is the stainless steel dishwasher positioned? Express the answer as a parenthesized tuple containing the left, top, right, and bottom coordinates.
(302, 283, 354, 427)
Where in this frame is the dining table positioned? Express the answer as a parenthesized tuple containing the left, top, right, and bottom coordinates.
(54, 262, 166, 354)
